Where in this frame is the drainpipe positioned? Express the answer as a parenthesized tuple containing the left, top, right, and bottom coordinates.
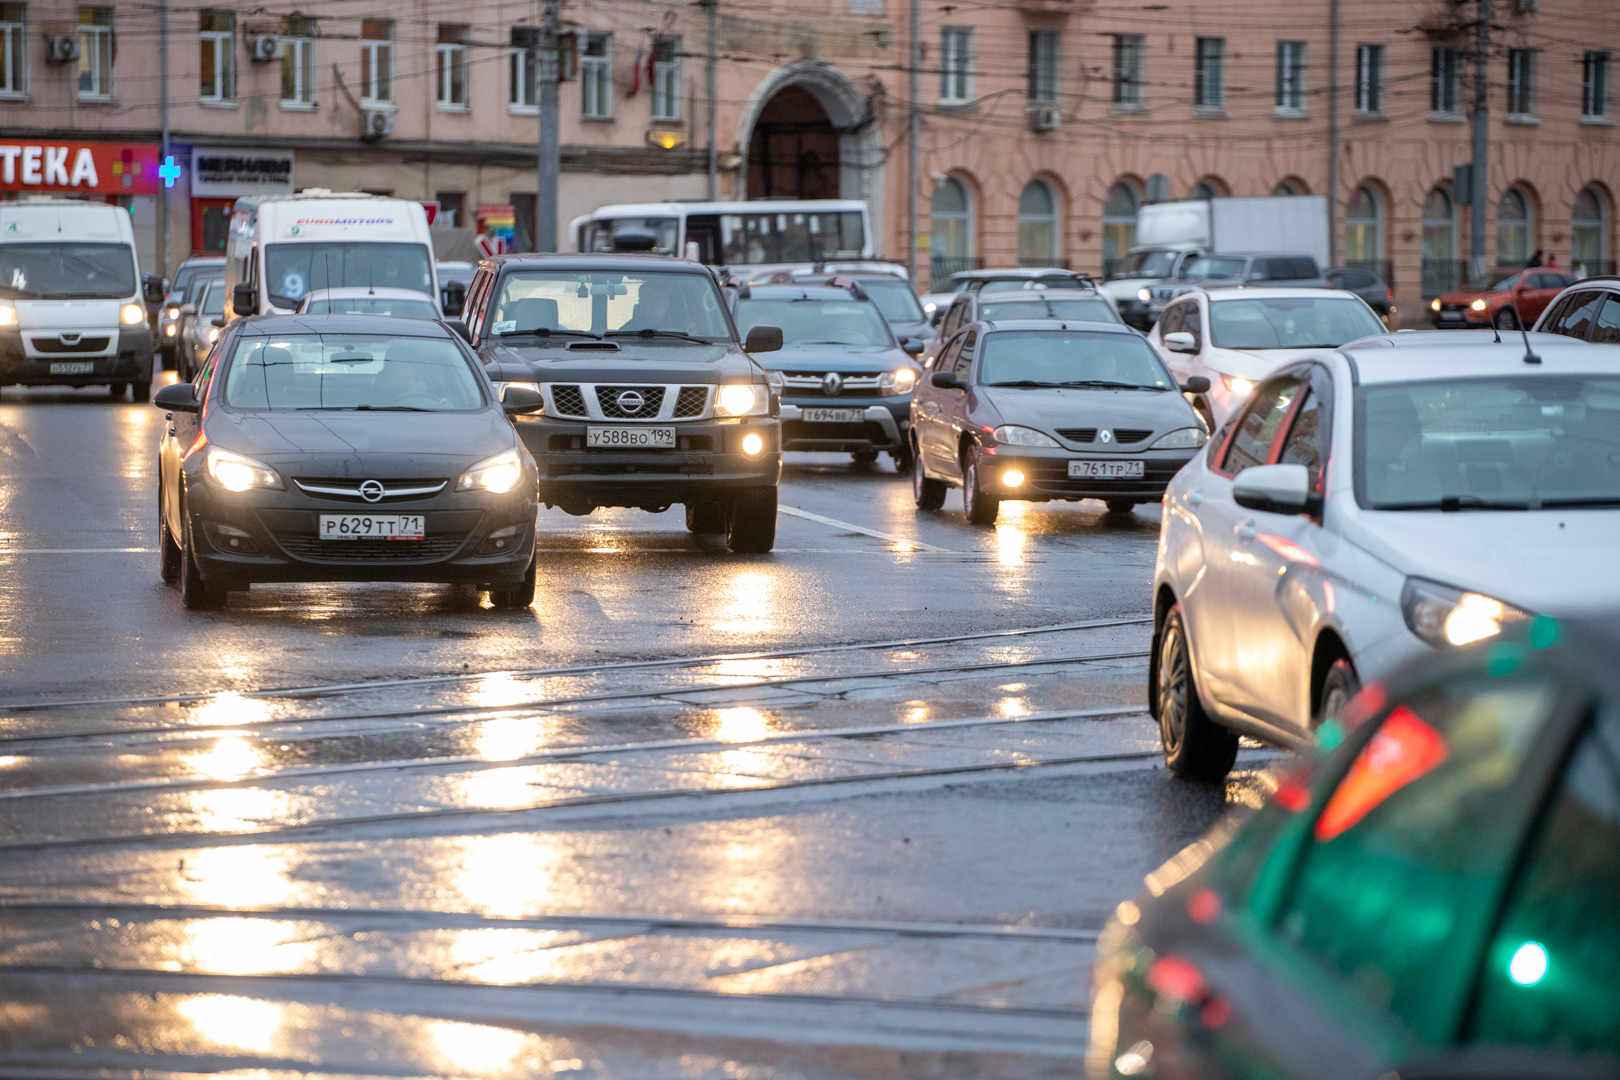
(707, 0, 718, 202)
(158, 0, 169, 282)
(1327, 0, 1339, 268)
(1470, 0, 1491, 278)
(907, 0, 919, 282)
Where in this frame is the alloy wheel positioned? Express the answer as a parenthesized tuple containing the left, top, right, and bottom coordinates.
(1157, 622, 1189, 753)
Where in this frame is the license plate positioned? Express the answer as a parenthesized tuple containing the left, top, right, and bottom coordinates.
(1069, 459, 1145, 479)
(319, 514, 424, 540)
(50, 362, 94, 375)
(802, 408, 864, 423)
(586, 426, 675, 448)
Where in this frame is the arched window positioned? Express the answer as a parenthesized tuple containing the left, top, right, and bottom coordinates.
(1572, 187, 1607, 275)
(1017, 180, 1059, 265)
(1189, 180, 1219, 200)
(1344, 184, 1383, 264)
(1272, 179, 1305, 196)
(1496, 187, 1531, 267)
(930, 176, 973, 282)
(1421, 187, 1456, 295)
(1144, 173, 1170, 204)
(1102, 181, 1139, 275)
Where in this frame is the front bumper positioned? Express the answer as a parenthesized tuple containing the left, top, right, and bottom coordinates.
(1115, 296, 1156, 329)
(1431, 304, 1489, 328)
(974, 445, 1199, 501)
(779, 396, 909, 452)
(515, 414, 781, 509)
(0, 326, 152, 386)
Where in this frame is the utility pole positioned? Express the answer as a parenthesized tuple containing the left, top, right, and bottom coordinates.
(158, 0, 170, 282)
(706, 0, 718, 202)
(906, 0, 919, 282)
(536, 0, 561, 252)
(1470, 0, 1491, 279)
(1326, 0, 1339, 268)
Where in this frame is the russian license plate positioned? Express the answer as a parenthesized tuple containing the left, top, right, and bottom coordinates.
(319, 514, 425, 541)
(802, 408, 865, 423)
(586, 426, 675, 448)
(50, 362, 94, 375)
(1069, 459, 1145, 479)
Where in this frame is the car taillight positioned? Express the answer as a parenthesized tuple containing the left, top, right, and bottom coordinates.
(1386, 289, 1394, 300)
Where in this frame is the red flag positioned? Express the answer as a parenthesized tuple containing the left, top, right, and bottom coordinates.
(629, 43, 643, 97)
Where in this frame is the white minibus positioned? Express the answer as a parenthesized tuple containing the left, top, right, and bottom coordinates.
(569, 200, 872, 274)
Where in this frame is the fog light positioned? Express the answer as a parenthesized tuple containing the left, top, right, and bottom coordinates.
(165, 323, 178, 337)
(740, 431, 764, 456)
(1003, 469, 1025, 488)
(478, 523, 521, 555)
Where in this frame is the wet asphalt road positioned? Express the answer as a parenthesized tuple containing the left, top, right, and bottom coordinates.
(0, 381, 1275, 1079)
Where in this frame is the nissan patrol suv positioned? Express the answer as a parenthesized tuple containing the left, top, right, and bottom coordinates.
(461, 254, 784, 553)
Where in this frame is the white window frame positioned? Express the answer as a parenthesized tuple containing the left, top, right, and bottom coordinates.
(1275, 40, 1306, 115)
(1112, 34, 1144, 109)
(940, 26, 973, 106)
(437, 25, 469, 111)
(78, 9, 113, 101)
(280, 22, 315, 108)
(651, 35, 680, 121)
(199, 12, 234, 104)
(581, 32, 612, 119)
(1, 4, 26, 99)
(1431, 46, 1459, 117)
(1583, 51, 1610, 120)
(1507, 48, 1536, 120)
(1194, 37, 1224, 111)
(1355, 43, 1384, 115)
(510, 29, 537, 113)
(361, 19, 392, 106)
(1028, 30, 1058, 102)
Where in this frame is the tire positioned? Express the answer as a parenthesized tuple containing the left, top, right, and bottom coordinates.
(180, 505, 227, 611)
(1154, 604, 1238, 781)
(891, 440, 916, 473)
(1315, 658, 1362, 728)
(159, 482, 182, 585)
(1494, 308, 1519, 330)
(913, 440, 946, 510)
(1106, 499, 1138, 514)
(852, 449, 880, 466)
(962, 447, 1000, 526)
(132, 377, 152, 403)
(489, 556, 537, 610)
(109, 383, 127, 398)
(726, 487, 777, 553)
(686, 501, 726, 534)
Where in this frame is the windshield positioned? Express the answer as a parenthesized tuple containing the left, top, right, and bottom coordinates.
(978, 277, 1082, 293)
(263, 242, 434, 310)
(223, 333, 483, 411)
(307, 295, 439, 319)
(489, 270, 731, 340)
(1359, 376, 1620, 509)
(978, 330, 1175, 388)
(982, 298, 1115, 322)
(187, 275, 221, 306)
(1185, 256, 1248, 280)
(172, 263, 219, 299)
(859, 278, 926, 323)
(201, 285, 226, 316)
(1471, 271, 1520, 290)
(1114, 250, 1178, 278)
(581, 217, 679, 256)
(1209, 296, 1385, 349)
(0, 243, 137, 300)
(735, 298, 893, 347)
(1490, 274, 1526, 292)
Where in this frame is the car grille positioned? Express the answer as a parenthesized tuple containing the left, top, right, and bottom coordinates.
(781, 372, 883, 398)
(549, 384, 588, 417)
(674, 386, 709, 417)
(31, 336, 112, 354)
(1056, 428, 1097, 443)
(596, 385, 667, 419)
(291, 478, 449, 502)
(271, 534, 469, 562)
(1111, 429, 1152, 444)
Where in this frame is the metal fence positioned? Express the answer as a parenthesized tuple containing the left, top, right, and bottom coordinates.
(1015, 257, 1072, 269)
(1421, 259, 1468, 297)
(927, 255, 984, 290)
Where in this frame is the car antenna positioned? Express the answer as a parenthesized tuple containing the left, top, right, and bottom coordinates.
(1508, 288, 1540, 364)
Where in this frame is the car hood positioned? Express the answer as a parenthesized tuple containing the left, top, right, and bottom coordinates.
(1348, 508, 1620, 615)
(214, 408, 518, 474)
(978, 386, 1198, 439)
(759, 343, 910, 374)
(12, 298, 123, 331)
(1202, 346, 1336, 380)
(482, 340, 762, 384)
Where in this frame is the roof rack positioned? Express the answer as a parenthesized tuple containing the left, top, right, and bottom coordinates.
(824, 275, 869, 302)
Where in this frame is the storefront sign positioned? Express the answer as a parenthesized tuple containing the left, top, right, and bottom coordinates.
(0, 141, 162, 194)
(189, 147, 294, 198)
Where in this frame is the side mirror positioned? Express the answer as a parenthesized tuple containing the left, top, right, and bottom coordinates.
(1164, 331, 1199, 354)
(442, 280, 467, 317)
(179, 303, 196, 316)
(446, 318, 473, 344)
(1179, 375, 1211, 394)
(744, 324, 783, 353)
(1232, 463, 1320, 516)
(142, 273, 166, 304)
(902, 337, 925, 356)
(209, 317, 224, 328)
(929, 309, 944, 327)
(153, 382, 200, 413)
(232, 282, 258, 315)
(501, 385, 544, 415)
(931, 371, 965, 390)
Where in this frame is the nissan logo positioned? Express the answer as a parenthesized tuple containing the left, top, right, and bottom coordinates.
(1100, 430, 1114, 443)
(359, 479, 386, 502)
(616, 390, 646, 414)
(821, 372, 844, 397)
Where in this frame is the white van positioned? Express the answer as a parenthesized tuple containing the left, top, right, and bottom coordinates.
(0, 199, 156, 399)
(224, 191, 438, 321)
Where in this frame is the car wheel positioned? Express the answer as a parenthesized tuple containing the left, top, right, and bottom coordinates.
(1494, 308, 1519, 330)
(132, 377, 152, 403)
(1106, 499, 1137, 514)
(891, 440, 915, 473)
(686, 501, 726, 534)
(1155, 604, 1238, 781)
(851, 450, 880, 467)
(161, 347, 177, 372)
(1315, 657, 1362, 728)
(726, 487, 777, 553)
(489, 556, 537, 611)
(159, 482, 182, 585)
(109, 383, 127, 398)
(962, 448, 999, 526)
(180, 503, 228, 611)
(913, 440, 946, 510)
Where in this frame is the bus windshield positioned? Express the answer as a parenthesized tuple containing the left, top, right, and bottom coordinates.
(0, 243, 137, 300)
(263, 242, 434, 309)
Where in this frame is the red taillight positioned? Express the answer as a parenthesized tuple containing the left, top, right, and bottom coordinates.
(1147, 955, 1207, 1002)
(1386, 289, 1394, 300)
(1187, 889, 1221, 924)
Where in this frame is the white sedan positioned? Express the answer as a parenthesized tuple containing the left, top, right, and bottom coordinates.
(1148, 286, 1386, 430)
(1150, 335, 1619, 779)
(294, 287, 442, 320)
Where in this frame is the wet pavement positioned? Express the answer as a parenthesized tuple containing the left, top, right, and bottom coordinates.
(0, 384, 1275, 1078)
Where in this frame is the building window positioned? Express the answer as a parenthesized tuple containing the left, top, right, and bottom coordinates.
(940, 26, 973, 105)
(1112, 34, 1144, 107)
(581, 33, 611, 118)
(1194, 37, 1224, 110)
(361, 19, 392, 104)
(77, 6, 112, 100)
(1422, 187, 1456, 295)
(1506, 48, 1535, 118)
(198, 11, 234, 103)
(1189, 179, 1222, 200)
(1276, 40, 1305, 113)
(437, 24, 469, 110)
(1431, 46, 1459, 115)
(510, 27, 537, 112)
(1273, 179, 1307, 196)
(1496, 187, 1532, 267)
(1583, 52, 1610, 119)
(1, 3, 26, 98)
(930, 176, 973, 281)
(1571, 187, 1606, 275)
(652, 35, 680, 121)
(280, 15, 315, 107)
(1102, 181, 1139, 275)
(1017, 181, 1059, 265)
(1027, 30, 1058, 102)
(1344, 184, 1383, 265)
(1355, 44, 1384, 114)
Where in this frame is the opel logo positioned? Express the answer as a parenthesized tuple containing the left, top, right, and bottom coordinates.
(616, 390, 645, 414)
(60, 333, 81, 344)
(359, 479, 386, 503)
(1100, 430, 1114, 444)
(821, 372, 844, 397)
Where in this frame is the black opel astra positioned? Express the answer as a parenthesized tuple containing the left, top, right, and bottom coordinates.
(154, 314, 541, 611)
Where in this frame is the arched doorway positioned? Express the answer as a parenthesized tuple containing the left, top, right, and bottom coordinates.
(930, 176, 973, 284)
(747, 86, 840, 200)
(1497, 187, 1532, 267)
(1422, 187, 1456, 295)
(1345, 184, 1384, 268)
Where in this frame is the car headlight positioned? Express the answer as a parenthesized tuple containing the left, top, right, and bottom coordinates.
(923, 301, 937, 315)
(1138, 288, 1153, 303)
(457, 448, 524, 494)
(0, 304, 15, 327)
(207, 327, 220, 343)
(206, 447, 283, 492)
(994, 424, 1060, 448)
(1430, 299, 1441, 312)
(1470, 298, 1488, 312)
(165, 323, 178, 337)
(1148, 426, 1209, 450)
(166, 306, 181, 320)
(880, 367, 918, 396)
(1221, 375, 1254, 398)
(1401, 577, 1534, 648)
(715, 383, 768, 417)
(120, 303, 146, 325)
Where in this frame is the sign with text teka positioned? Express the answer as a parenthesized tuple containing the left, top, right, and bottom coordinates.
(0, 142, 163, 194)
(189, 147, 295, 198)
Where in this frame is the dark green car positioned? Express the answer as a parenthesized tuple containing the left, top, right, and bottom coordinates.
(1090, 616, 1620, 1080)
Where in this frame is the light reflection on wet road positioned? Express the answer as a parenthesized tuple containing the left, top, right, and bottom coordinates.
(0, 391, 1275, 1079)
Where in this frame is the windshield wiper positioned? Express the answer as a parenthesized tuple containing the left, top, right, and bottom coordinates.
(296, 405, 433, 412)
(1375, 496, 1533, 511)
(501, 328, 602, 340)
(605, 329, 711, 342)
(985, 380, 1064, 388)
(1538, 497, 1620, 508)
(1058, 380, 1168, 391)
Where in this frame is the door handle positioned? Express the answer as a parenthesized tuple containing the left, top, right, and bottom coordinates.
(1236, 520, 1256, 542)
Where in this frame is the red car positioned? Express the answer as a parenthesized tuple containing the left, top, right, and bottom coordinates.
(1430, 268, 1576, 329)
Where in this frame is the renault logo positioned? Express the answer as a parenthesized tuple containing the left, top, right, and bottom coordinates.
(359, 479, 386, 502)
(1100, 430, 1114, 443)
(821, 372, 844, 397)
(616, 390, 646, 414)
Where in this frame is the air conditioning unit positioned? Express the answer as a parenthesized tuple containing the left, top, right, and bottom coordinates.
(362, 109, 395, 139)
(44, 35, 80, 63)
(1028, 102, 1062, 132)
(247, 35, 283, 61)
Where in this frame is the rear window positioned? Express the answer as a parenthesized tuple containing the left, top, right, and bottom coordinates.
(734, 298, 892, 347)
(1255, 257, 1320, 280)
(223, 333, 483, 411)
(1185, 256, 1248, 280)
(307, 296, 439, 320)
(981, 298, 1115, 323)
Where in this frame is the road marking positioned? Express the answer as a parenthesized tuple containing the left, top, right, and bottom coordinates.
(0, 547, 154, 554)
(778, 505, 956, 552)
